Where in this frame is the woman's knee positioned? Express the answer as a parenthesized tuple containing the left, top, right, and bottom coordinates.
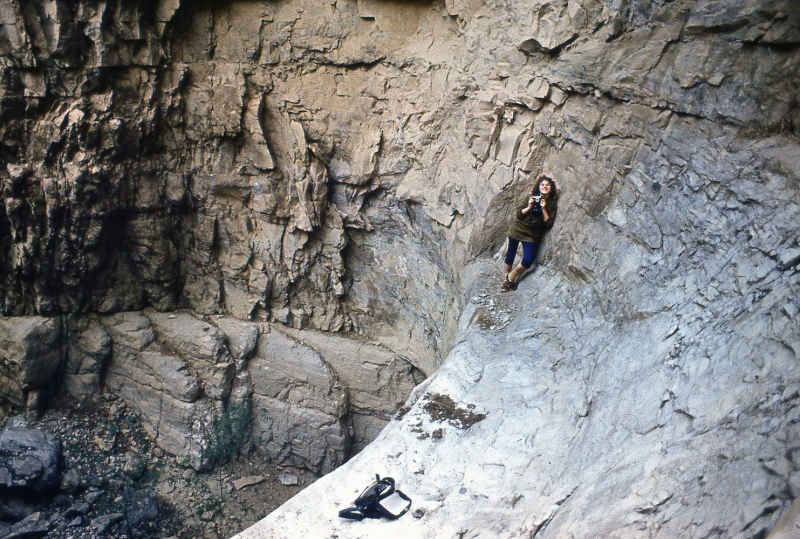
(521, 243, 537, 267)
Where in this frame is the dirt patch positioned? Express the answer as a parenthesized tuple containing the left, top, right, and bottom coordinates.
(422, 394, 486, 429)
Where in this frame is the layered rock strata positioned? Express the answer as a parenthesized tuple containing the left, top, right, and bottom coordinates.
(0, 309, 418, 473)
(0, 0, 799, 537)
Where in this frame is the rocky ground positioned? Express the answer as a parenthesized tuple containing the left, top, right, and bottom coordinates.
(237, 233, 800, 539)
(0, 394, 318, 539)
(1, 1, 799, 538)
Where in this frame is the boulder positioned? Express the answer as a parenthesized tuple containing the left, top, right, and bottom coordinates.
(2, 511, 50, 538)
(0, 427, 61, 493)
(91, 513, 123, 534)
(125, 491, 160, 526)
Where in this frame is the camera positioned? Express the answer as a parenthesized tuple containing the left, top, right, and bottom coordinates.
(532, 195, 541, 203)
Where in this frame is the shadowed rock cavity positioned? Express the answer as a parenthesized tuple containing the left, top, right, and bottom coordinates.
(1, 0, 800, 537)
(0, 0, 460, 475)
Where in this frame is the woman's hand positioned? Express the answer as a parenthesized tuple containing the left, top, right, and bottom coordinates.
(540, 198, 550, 221)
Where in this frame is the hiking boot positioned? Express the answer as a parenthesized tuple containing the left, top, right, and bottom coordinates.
(501, 276, 517, 292)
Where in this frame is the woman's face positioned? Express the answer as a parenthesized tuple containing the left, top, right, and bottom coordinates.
(539, 180, 552, 196)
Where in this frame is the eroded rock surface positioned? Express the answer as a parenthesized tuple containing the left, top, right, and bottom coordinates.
(0, 317, 62, 409)
(0, 0, 799, 537)
(240, 228, 800, 538)
(248, 324, 348, 473)
(280, 326, 424, 452)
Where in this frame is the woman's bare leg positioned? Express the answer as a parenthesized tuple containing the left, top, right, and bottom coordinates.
(509, 264, 527, 282)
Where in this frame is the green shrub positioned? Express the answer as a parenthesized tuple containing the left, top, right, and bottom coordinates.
(201, 402, 253, 464)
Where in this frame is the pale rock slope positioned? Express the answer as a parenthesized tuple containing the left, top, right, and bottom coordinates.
(238, 133, 800, 536)
(232, 0, 800, 536)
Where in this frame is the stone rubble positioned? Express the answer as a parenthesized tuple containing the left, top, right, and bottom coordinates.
(0, 399, 317, 539)
(232, 475, 266, 491)
(277, 474, 298, 487)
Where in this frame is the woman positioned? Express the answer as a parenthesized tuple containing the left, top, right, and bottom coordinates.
(501, 176, 558, 291)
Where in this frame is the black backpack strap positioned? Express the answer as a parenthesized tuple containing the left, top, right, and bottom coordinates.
(338, 507, 366, 520)
(354, 476, 394, 506)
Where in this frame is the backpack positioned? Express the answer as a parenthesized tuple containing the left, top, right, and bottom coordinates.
(338, 475, 412, 521)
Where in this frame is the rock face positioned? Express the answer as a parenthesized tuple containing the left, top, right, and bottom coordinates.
(97, 310, 414, 472)
(248, 324, 349, 473)
(0, 317, 63, 408)
(0, 0, 799, 537)
(102, 311, 232, 470)
(279, 327, 424, 452)
(63, 317, 111, 402)
(0, 0, 461, 373)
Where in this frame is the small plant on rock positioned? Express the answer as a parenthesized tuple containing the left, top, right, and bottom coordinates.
(201, 402, 253, 464)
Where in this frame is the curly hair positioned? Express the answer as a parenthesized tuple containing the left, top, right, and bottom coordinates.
(532, 176, 558, 200)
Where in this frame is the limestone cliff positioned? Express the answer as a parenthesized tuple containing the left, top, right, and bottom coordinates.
(1, 0, 799, 537)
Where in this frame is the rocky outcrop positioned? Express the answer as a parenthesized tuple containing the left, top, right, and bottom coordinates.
(248, 324, 349, 473)
(0, 317, 63, 410)
(238, 118, 800, 536)
(279, 326, 424, 452)
(63, 317, 111, 402)
(0, 312, 418, 476)
(66, 310, 412, 473)
(102, 311, 229, 470)
(0, 0, 799, 537)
